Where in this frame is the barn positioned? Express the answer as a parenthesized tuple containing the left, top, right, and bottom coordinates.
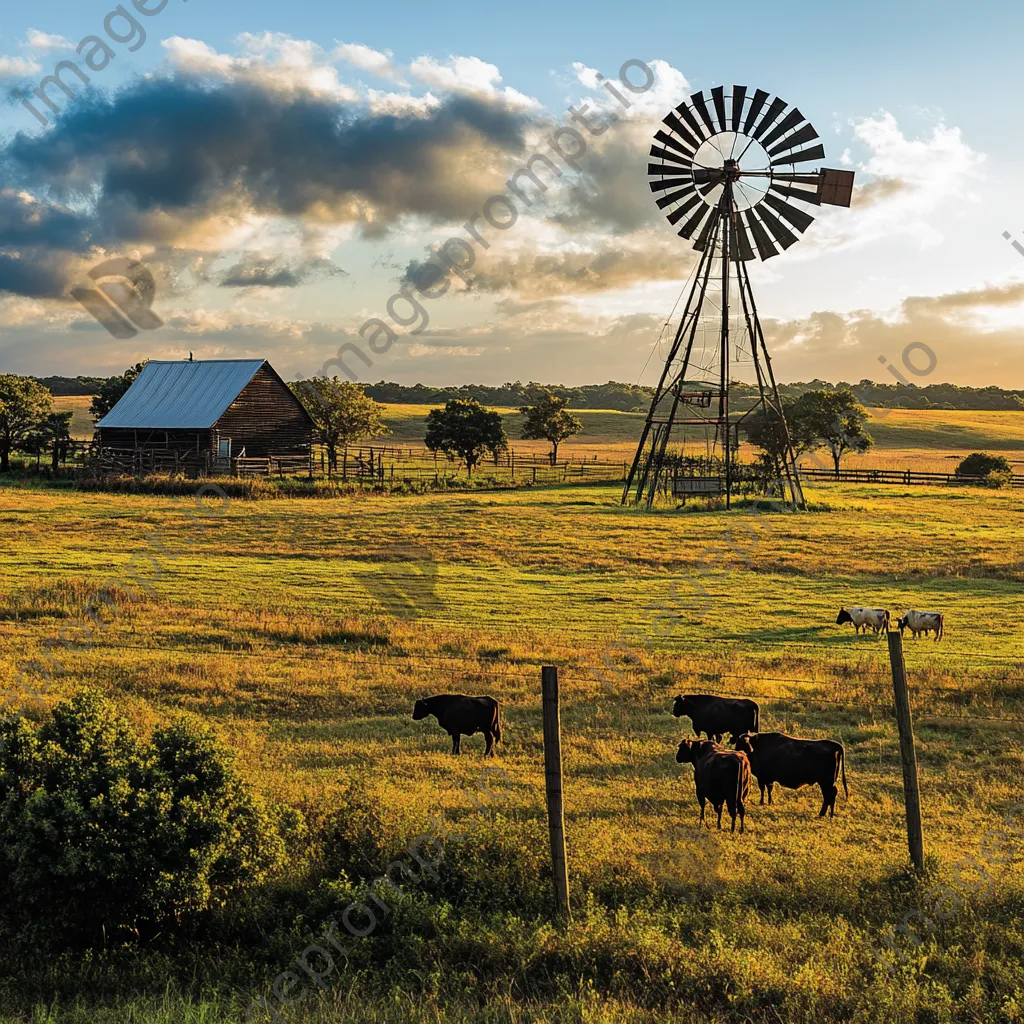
(97, 359, 314, 470)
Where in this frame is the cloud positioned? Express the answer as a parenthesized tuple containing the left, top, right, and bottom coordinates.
(762, 281, 1024, 385)
(333, 42, 405, 84)
(0, 55, 42, 78)
(410, 55, 539, 111)
(0, 66, 534, 296)
(404, 229, 694, 298)
(805, 112, 986, 252)
(218, 253, 346, 288)
(24, 29, 75, 53)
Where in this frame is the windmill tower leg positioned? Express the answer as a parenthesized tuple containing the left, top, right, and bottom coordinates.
(734, 258, 805, 508)
(622, 222, 721, 507)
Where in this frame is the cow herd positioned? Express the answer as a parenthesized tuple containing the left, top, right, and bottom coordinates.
(411, 692, 847, 835)
(836, 606, 944, 640)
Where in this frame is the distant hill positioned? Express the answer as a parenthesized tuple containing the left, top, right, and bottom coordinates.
(29, 374, 1024, 411)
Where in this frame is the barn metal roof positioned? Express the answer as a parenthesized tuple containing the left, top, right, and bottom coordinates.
(97, 359, 268, 429)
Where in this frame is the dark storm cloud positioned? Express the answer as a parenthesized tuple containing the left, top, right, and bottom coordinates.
(0, 74, 535, 297)
(4, 78, 531, 222)
(0, 250, 74, 297)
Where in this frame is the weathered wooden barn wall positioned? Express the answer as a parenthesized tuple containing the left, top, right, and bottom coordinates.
(97, 428, 214, 451)
(214, 366, 312, 456)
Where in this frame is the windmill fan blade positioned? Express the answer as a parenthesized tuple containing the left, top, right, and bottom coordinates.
(675, 101, 707, 143)
(756, 205, 799, 249)
(772, 144, 826, 166)
(760, 108, 805, 151)
(649, 176, 693, 194)
(744, 211, 779, 260)
(678, 204, 709, 239)
(767, 122, 820, 158)
(742, 89, 769, 133)
(711, 86, 728, 133)
(769, 182, 820, 206)
(693, 209, 718, 251)
(648, 164, 692, 179)
(764, 191, 816, 230)
(667, 193, 703, 225)
(731, 213, 756, 261)
(731, 85, 747, 131)
(752, 96, 787, 140)
(654, 130, 694, 158)
(656, 185, 697, 210)
(663, 111, 700, 151)
(690, 91, 718, 135)
(649, 146, 692, 167)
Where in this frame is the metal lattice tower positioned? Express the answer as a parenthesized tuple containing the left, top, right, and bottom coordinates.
(623, 85, 856, 509)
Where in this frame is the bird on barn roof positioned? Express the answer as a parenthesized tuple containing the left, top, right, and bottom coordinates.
(189, 351, 193, 361)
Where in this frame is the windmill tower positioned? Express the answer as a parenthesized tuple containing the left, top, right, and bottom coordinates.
(623, 86, 856, 509)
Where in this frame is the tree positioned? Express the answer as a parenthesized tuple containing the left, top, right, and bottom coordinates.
(793, 387, 874, 477)
(25, 411, 74, 471)
(0, 374, 53, 471)
(424, 398, 507, 476)
(291, 377, 390, 472)
(742, 402, 817, 466)
(90, 362, 147, 421)
(519, 388, 583, 465)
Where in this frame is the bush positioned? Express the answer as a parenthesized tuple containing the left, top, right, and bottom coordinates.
(983, 469, 1013, 489)
(956, 452, 1011, 478)
(0, 693, 288, 947)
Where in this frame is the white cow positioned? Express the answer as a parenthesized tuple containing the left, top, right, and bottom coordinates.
(836, 607, 890, 635)
(898, 610, 944, 641)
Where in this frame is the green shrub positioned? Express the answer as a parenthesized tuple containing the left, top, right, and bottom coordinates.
(956, 452, 1011, 478)
(0, 693, 287, 947)
(983, 469, 1013, 489)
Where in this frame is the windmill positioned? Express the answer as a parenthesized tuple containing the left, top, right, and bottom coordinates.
(623, 85, 855, 509)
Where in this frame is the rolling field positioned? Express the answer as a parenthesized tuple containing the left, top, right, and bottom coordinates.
(2, 476, 1024, 1022)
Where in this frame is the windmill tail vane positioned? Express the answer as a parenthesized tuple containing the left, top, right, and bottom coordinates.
(624, 84, 856, 509)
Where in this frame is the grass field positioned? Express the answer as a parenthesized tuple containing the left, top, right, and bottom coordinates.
(2, 474, 1024, 1022)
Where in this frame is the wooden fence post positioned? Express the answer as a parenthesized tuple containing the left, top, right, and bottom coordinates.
(541, 666, 571, 922)
(887, 629, 925, 873)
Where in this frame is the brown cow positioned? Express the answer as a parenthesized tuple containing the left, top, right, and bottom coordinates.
(676, 739, 751, 833)
(734, 732, 847, 818)
(412, 694, 502, 755)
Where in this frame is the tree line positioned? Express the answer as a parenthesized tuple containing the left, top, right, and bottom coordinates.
(32, 373, 1024, 411)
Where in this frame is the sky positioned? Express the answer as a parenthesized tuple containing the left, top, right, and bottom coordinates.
(1, 0, 1023, 388)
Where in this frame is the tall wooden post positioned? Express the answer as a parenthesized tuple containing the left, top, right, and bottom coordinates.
(541, 666, 571, 921)
(887, 630, 925, 872)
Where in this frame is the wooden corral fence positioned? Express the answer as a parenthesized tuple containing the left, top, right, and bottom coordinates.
(800, 467, 1024, 488)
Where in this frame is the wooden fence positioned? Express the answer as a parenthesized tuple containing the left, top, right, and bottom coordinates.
(799, 467, 1024, 488)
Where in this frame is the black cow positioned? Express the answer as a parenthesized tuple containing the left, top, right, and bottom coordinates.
(676, 739, 751, 833)
(734, 732, 848, 818)
(672, 694, 759, 743)
(412, 694, 502, 756)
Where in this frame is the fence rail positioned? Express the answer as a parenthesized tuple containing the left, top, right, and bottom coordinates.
(799, 467, 1024, 488)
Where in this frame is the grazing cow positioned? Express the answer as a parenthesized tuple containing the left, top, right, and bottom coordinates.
(676, 739, 751, 833)
(734, 732, 848, 818)
(836, 607, 890, 635)
(672, 694, 759, 743)
(898, 610, 944, 641)
(412, 694, 502, 755)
